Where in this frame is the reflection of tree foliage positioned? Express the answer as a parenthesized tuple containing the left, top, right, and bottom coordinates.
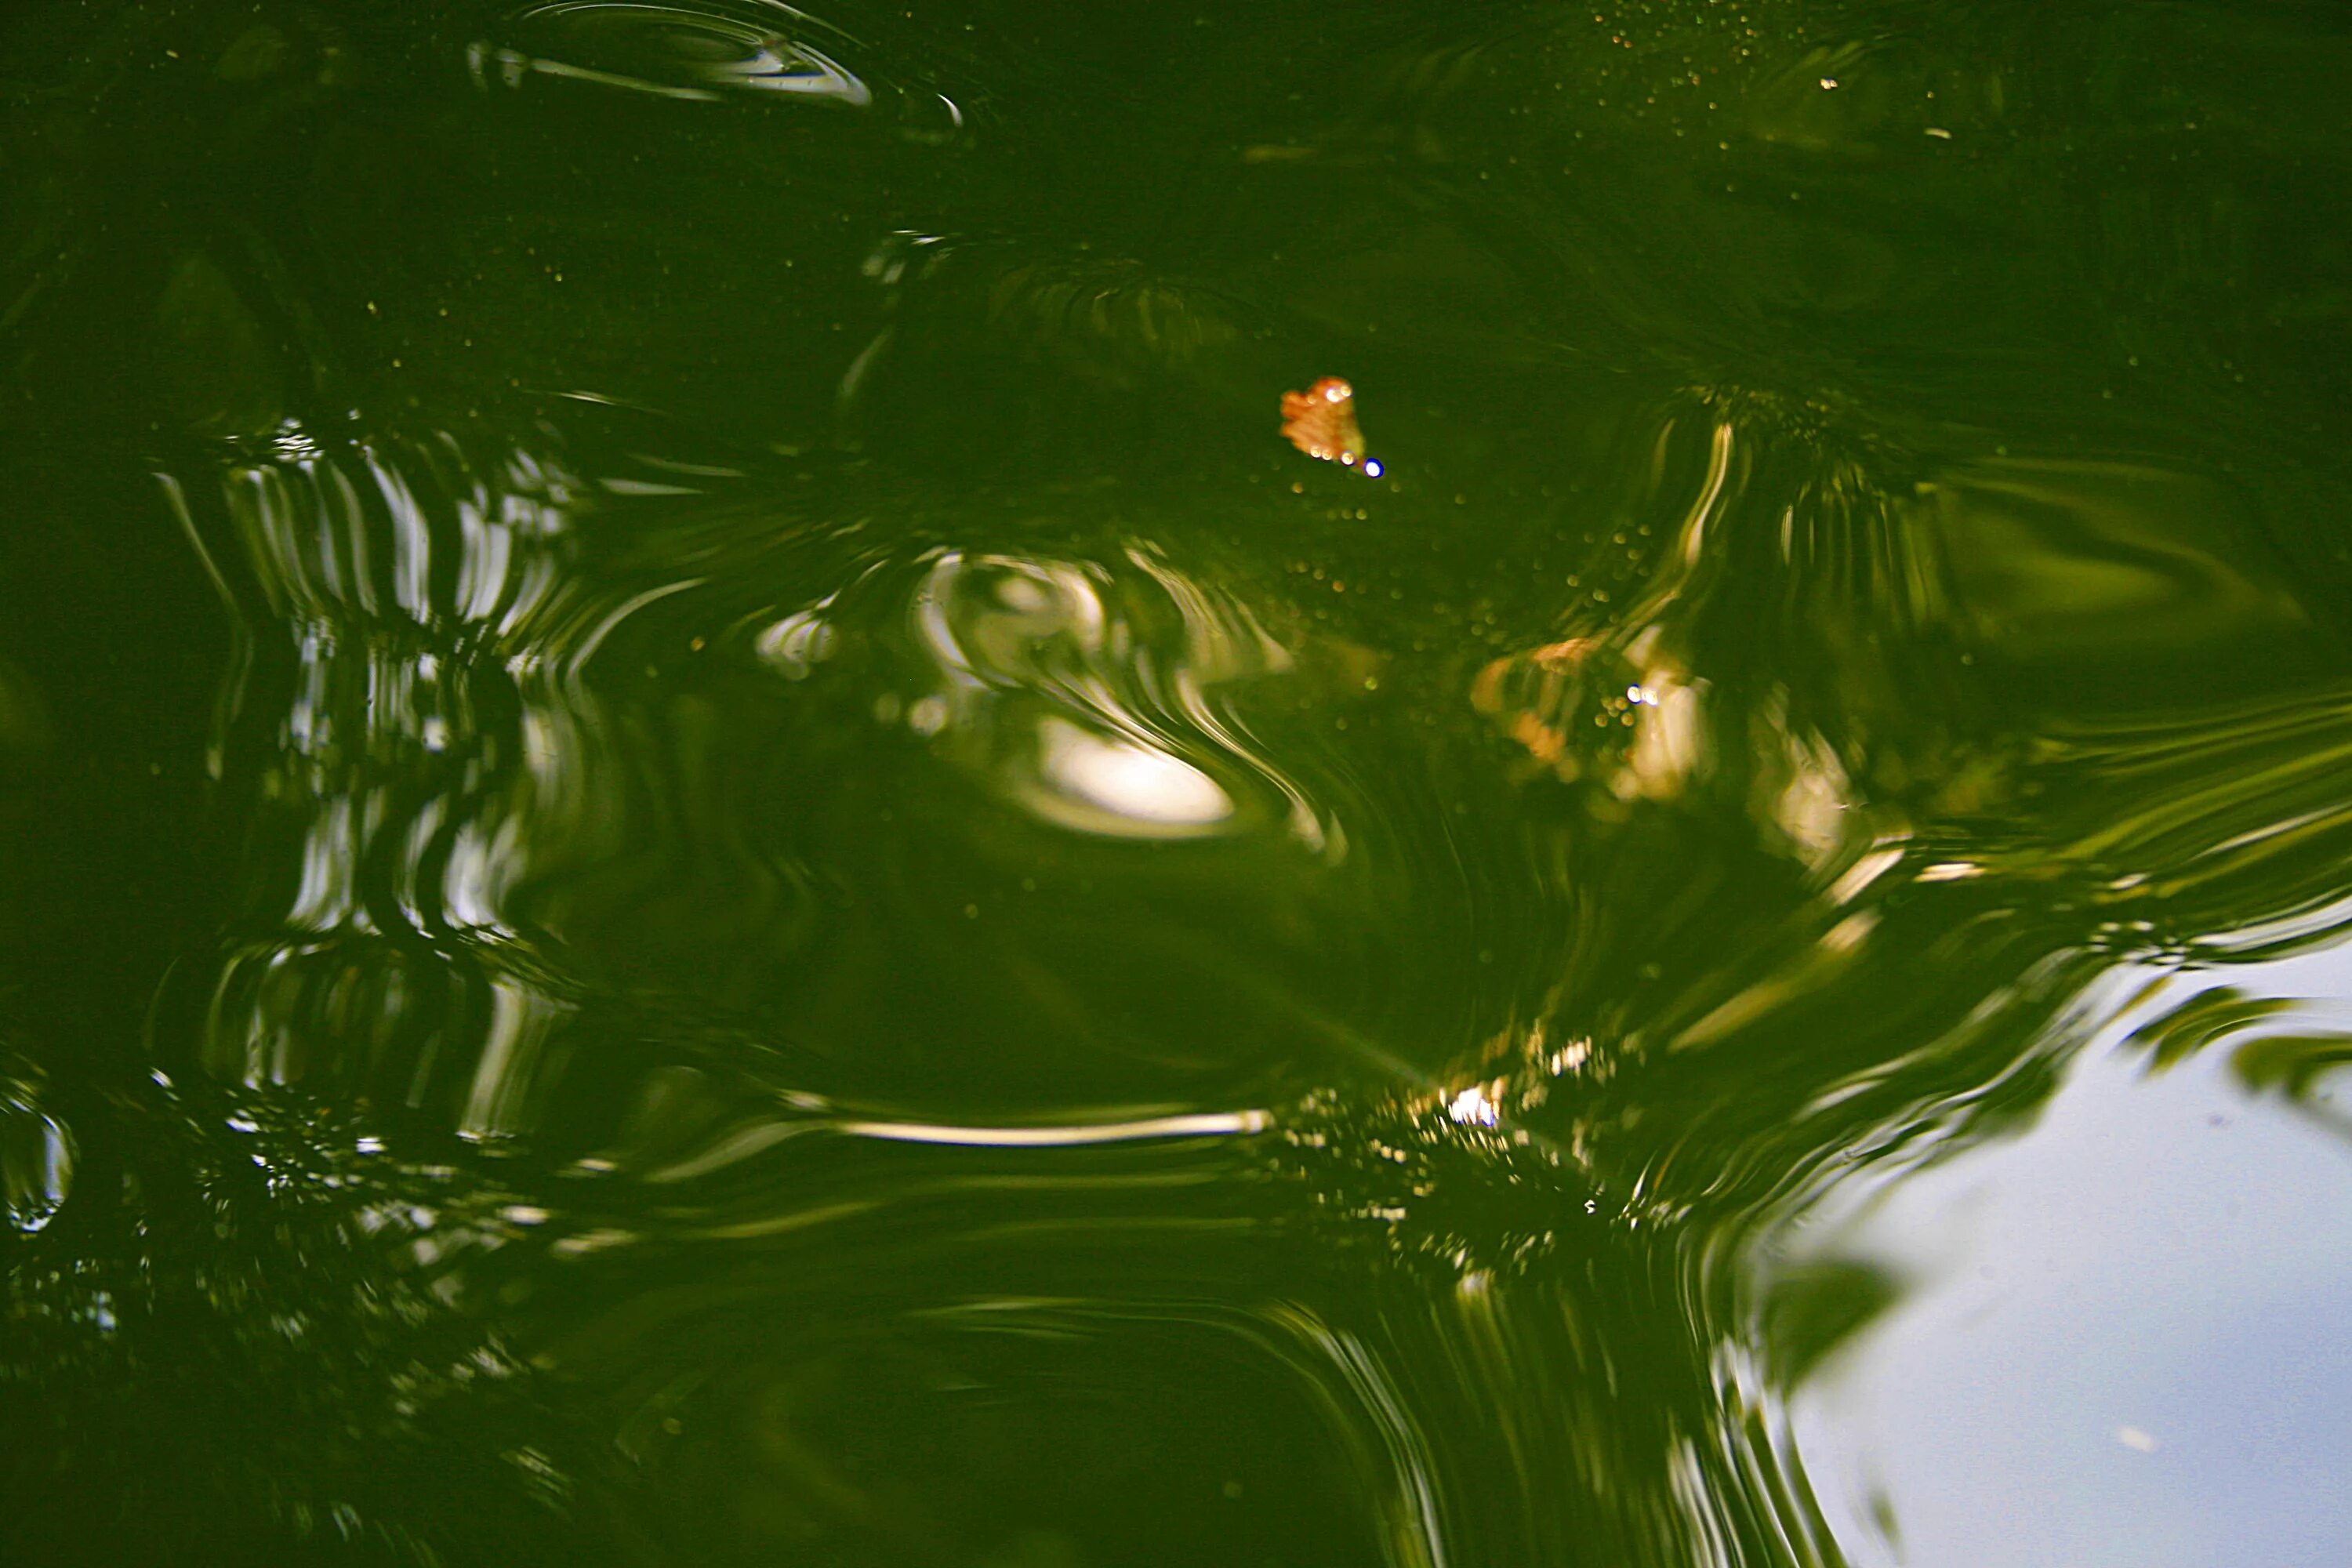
(2125, 986, 2352, 1145)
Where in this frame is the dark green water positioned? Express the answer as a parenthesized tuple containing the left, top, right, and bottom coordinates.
(5, 2, 2352, 1563)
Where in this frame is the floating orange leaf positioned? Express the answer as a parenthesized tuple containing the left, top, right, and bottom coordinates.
(1280, 377, 1378, 474)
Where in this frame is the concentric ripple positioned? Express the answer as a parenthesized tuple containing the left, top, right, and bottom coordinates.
(477, 1, 937, 116)
(885, 545, 1342, 850)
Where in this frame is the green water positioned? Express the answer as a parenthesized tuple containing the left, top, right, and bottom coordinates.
(5, 2, 2352, 1563)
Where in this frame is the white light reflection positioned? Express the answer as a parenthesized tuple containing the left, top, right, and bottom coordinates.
(884, 548, 1341, 851)
(1445, 1085, 1501, 1129)
(1827, 844, 1907, 906)
(1028, 718, 1233, 837)
(187, 429, 590, 1133)
(0, 1083, 74, 1235)
(838, 1110, 1269, 1148)
(755, 606, 836, 678)
(635, 1106, 1274, 1183)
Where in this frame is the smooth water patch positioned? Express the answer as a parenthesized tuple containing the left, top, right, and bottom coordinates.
(1791, 958, 2352, 1566)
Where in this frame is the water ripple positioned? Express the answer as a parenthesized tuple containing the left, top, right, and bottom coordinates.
(882, 544, 1343, 851)
(168, 423, 597, 1139)
(0, 1058, 73, 1235)
(475, 0, 966, 136)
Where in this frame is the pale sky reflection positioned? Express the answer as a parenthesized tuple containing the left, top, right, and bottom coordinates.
(1790, 951, 2352, 1568)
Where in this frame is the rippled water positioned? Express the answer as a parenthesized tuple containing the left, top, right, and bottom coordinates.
(5, 2, 2352, 1563)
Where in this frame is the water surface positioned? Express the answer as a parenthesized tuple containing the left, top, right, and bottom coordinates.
(5, 2, 2352, 1563)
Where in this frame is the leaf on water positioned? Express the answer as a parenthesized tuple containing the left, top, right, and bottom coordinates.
(1280, 377, 1375, 473)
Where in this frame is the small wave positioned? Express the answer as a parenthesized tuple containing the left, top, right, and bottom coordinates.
(165, 423, 601, 1139)
(487, 2, 867, 104)
(0, 1062, 73, 1235)
(474, 0, 965, 134)
(768, 543, 1347, 854)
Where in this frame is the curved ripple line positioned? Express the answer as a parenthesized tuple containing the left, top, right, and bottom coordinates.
(486, 2, 875, 107)
(872, 546, 1346, 849)
(1261, 1305, 1451, 1568)
(837, 1110, 1270, 1148)
(169, 425, 612, 1138)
